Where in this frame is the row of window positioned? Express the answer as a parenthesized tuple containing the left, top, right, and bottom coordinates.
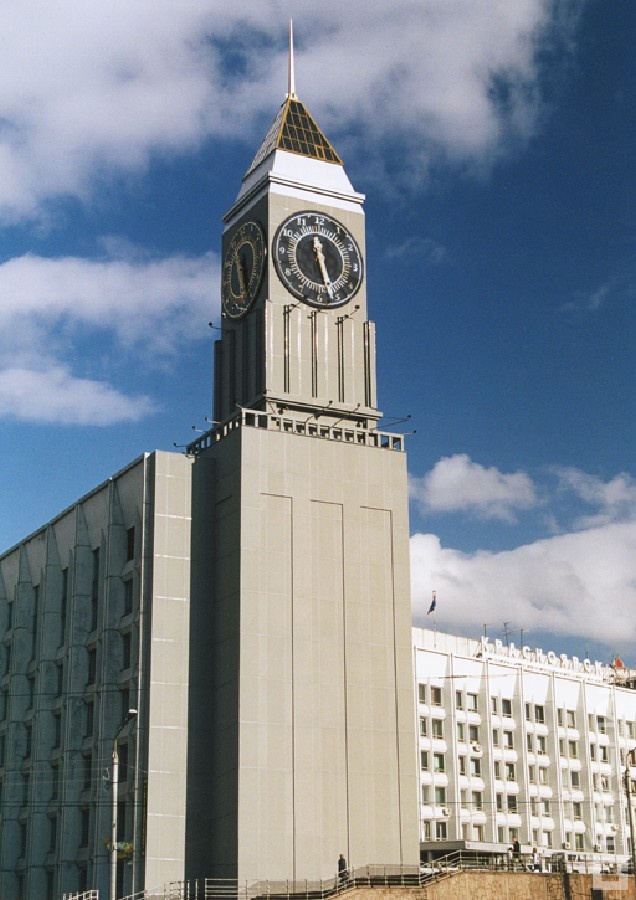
(418, 684, 636, 737)
(3, 529, 135, 657)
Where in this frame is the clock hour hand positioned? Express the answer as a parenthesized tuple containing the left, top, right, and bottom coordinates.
(312, 236, 334, 299)
(236, 250, 249, 298)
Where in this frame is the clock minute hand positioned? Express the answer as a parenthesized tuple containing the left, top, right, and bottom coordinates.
(312, 236, 334, 298)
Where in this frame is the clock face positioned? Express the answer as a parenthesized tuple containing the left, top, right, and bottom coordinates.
(222, 220, 266, 319)
(273, 211, 363, 308)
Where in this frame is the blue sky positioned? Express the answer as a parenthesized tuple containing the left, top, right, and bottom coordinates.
(1, 1, 634, 662)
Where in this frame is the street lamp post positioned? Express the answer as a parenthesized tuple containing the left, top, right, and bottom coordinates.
(111, 709, 137, 900)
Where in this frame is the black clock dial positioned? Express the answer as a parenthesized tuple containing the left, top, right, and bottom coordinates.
(273, 211, 363, 307)
(222, 220, 266, 319)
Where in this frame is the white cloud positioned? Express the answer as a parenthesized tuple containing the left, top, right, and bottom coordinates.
(0, 0, 584, 219)
(0, 250, 218, 424)
(410, 453, 538, 521)
(410, 522, 636, 647)
(553, 466, 636, 527)
(0, 366, 155, 425)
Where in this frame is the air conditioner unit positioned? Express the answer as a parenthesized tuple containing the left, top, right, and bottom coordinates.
(472, 743, 482, 753)
(593, 844, 600, 853)
(562, 842, 571, 850)
(442, 807, 451, 817)
(611, 825, 618, 833)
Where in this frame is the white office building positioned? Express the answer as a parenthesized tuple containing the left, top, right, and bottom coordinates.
(414, 628, 636, 865)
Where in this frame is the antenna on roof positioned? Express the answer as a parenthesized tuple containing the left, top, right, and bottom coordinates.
(287, 19, 297, 99)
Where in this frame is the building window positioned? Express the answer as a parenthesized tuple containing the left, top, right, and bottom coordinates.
(571, 770, 580, 788)
(458, 755, 467, 775)
(507, 795, 517, 812)
(118, 743, 128, 783)
(601, 775, 610, 792)
(557, 708, 563, 727)
(568, 740, 578, 759)
(492, 729, 500, 747)
(469, 724, 479, 743)
(470, 758, 482, 777)
(472, 791, 483, 811)
(505, 762, 515, 782)
(496, 793, 503, 811)
(122, 632, 131, 670)
(49, 815, 57, 853)
(502, 698, 512, 718)
(80, 808, 90, 847)
(456, 722, 465, 742)
(431, 686, 442, 707)
(536, 735, 546, 755)
(51, 766, 59, 800)
(432, 719, 443, 739)
(31, 585, 39, 660)
(53, 713, 61, 749)
(434, 753, 445, 773)
(467, 693, 478, 711)
(85, 700, 94, 737)
(527, 733, 534, 752)
(542, 799, 550, 815)
(559, 739, 565, 757)
(27, 677, 34, 710)
(491, 697, 498, 715)
(83, 753, 92, 791)
(91, 548, 99, 631)
(600, 745, 609, 763)
(455, 691, 463, 709)
(419, 717, 427, 737)
(56, 664, 64, 697)
(436, 822, 447, 840)
(25, 725, 32, 760)
(528, 765, 536, 783)
(597, 716, 606, 735)
(573, 802, 582, 820)
(538, 767, 548, 784)
(525, 702, 531, 721)
(435, 786, 446, 804)
(575, 833, 584, 851)
(126, 526, 135, 562)
(122, 580, 133, 618)
(418, 684, 427, 704)
(590, 743, 596, 761)
(87, 648, 97, 685)
(421, 784, 430, 805)
(60, 567, 68, 648)
(19, 822, 27, 858)
(535, 705, 545, 724)
(567, 710, 576, 728)
(504, 731, 514, 749)
(420, 750, 429, 770)
(494, 761, 502, 780)
(3, 644, 10, 677)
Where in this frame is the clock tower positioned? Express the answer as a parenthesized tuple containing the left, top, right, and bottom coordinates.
(185, 29, 418, 885)
(214, 69, 376, 429)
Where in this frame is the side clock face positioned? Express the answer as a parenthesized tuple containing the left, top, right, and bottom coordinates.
(222, 220, 266, 319)
(273, 211, 363, 308)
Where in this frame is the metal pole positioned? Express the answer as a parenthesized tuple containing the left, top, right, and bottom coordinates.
(111, 738, 119, 900)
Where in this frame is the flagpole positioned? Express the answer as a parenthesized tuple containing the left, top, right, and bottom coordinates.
(427, 590, 437, 647)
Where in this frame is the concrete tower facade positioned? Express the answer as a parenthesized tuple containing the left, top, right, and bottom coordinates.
(184, 81, 419, 881)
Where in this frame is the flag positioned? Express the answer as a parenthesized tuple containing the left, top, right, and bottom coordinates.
(427, 591, 436, 615)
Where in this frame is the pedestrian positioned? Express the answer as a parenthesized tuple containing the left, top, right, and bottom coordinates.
(512, 838, 520, 869)
(338, 853, 347, 887)
(532, 847, 541, 872)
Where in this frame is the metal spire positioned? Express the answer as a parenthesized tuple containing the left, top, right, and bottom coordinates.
(287, 19, 296, 98)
